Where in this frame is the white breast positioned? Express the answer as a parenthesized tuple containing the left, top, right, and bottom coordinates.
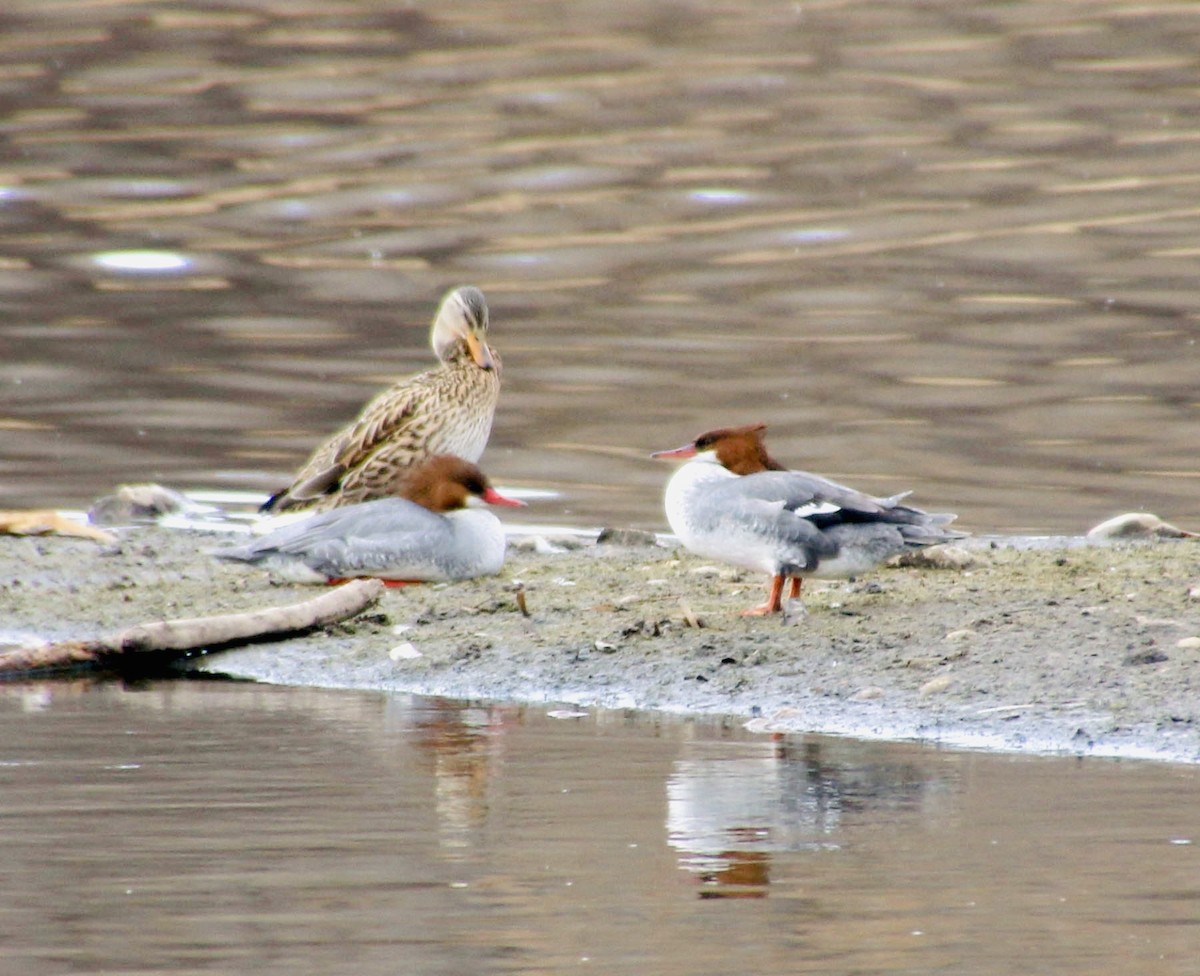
(440, 508, 507, 578)
(663, 455, 780, 575)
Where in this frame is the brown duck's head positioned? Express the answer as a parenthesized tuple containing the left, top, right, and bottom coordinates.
(651, 422, 786, 475)
(400, 455, 525, 513)
(430, 285, 495, 371)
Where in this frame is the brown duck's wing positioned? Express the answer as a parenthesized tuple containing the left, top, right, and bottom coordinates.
(328, 348, 499, 472)
(290, 431, 432, 513)
(261, 371, 440, 513)
(264, 355, 500, 513)
(279, 461, 348, 505)
(322, 436, 434, 509)
(326, 370, 501, 509)
(328, 372, 439, 469)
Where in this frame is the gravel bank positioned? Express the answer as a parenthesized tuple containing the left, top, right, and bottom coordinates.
(2, 524, 1197, 762)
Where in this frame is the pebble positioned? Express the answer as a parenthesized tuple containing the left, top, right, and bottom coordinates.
(904, 656, 941, 669)
(945, 628, 975, 642)
(1125, 649, 1168, 666)
(1176, 637, 1200, 650)
(891, 545, 978, 570)
(919, 675, 955, 696)
(87, 483, 196, 524)
(510, 534, 583, 553)
(781, 601, 807, 626)
(850, 686, 885, 701)
(596, 527, 658, 547)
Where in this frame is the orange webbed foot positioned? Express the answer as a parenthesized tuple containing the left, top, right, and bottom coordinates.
(741, 575, 785, 616)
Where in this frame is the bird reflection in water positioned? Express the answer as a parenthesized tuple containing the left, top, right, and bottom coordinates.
(396, 696, 519, 858)
(667, 739, 951, 899)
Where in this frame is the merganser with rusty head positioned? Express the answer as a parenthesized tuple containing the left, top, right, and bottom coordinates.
(262, 285, 501, 513)
(652, 423, 965, 615)
(220, 455, 523, 584)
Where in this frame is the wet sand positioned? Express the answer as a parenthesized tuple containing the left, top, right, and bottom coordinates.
(2, 525, 1197, 763)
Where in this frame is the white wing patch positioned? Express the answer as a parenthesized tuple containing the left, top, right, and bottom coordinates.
(790, 501, 841, 518)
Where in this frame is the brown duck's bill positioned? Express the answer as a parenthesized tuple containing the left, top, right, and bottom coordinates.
(464, 331, 495, 370)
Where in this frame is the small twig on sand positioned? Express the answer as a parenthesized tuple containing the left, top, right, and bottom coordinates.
(678, 598, 703, 629)
(514, 581, 530, 618)
(0, 579, 385, 678)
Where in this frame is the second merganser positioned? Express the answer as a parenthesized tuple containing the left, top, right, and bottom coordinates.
(219, 455, 524, 584)
(263, 285, 501, 513)
(652, 423, 965, 615)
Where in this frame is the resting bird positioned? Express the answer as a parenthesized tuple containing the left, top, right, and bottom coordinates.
(263, 285, 500, 513)
(219, 455, 524, 584)
(652, 423, 965, 615)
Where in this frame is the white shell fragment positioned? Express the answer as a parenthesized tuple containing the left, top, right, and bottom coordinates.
(388, 642, 422, 661)
(1086, 513, 1198, 541)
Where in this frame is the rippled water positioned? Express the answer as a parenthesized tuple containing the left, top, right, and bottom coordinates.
(0, 682, 1196, 976)
(0, 0, 1196, 534)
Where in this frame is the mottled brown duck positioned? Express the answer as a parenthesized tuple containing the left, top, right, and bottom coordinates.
(263, 285, 501, 513)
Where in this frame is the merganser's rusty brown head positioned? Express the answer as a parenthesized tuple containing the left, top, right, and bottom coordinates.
(651, 423, 787, 475)
(399, 455, 525, 513)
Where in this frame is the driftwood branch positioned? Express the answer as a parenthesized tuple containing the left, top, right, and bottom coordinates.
(0, 579, 385, 678)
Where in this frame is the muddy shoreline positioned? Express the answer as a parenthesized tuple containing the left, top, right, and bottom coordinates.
(2, 523, 1198, 763)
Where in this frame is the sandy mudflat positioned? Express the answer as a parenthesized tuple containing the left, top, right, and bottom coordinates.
(2, 524, 1198, 763)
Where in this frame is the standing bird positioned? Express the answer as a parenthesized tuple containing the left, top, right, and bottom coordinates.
(652, 423, 965, 615)
(262, 285, 500, 513)
(218, 455, 524, 584)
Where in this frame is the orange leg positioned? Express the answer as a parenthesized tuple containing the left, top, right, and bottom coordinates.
(788, 577, 803, 600)
(327, 577, 421, 588)
(742, 574, 785, 616)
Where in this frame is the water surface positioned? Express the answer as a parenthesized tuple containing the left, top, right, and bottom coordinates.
(0, 0, 1197, 534)
(0, 682, 1197, 976)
